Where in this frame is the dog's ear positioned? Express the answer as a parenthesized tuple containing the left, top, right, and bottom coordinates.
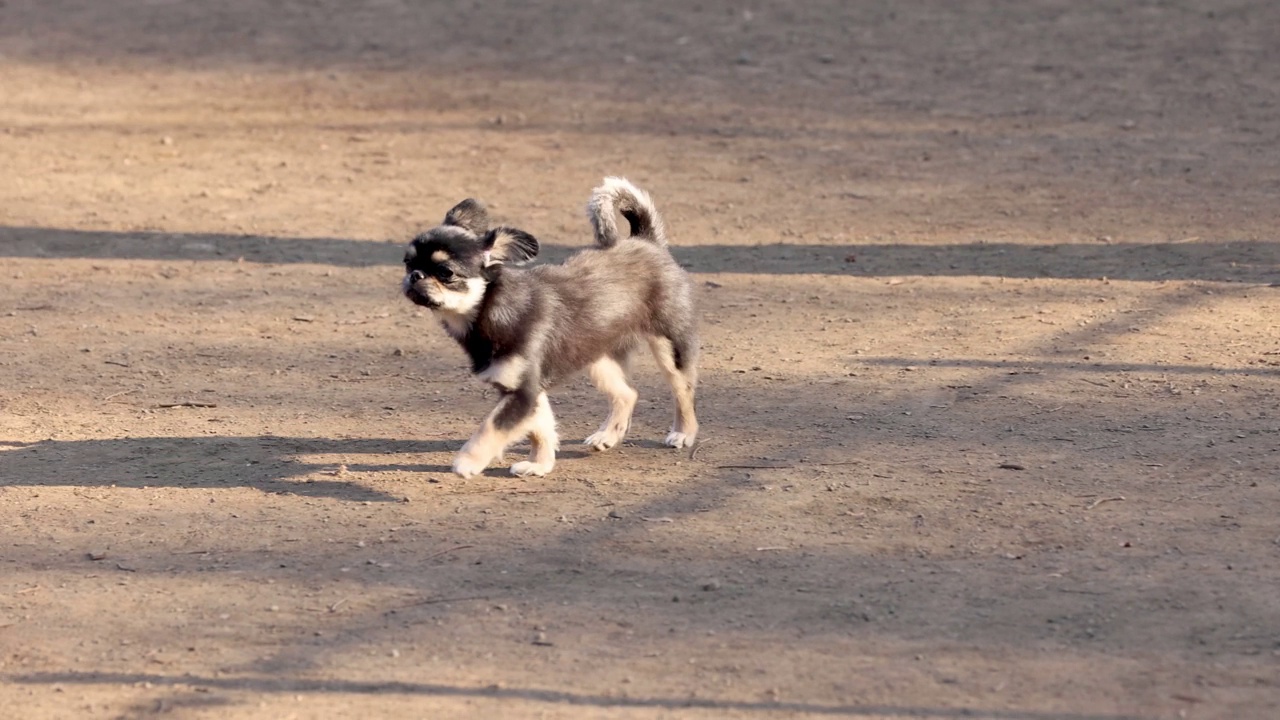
(482, 227, 539, 266)
(443, 199, 489, 236)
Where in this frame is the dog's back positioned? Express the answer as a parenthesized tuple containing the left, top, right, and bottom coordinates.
(516, 239, 688, 384)
(482, 179, 691, 386)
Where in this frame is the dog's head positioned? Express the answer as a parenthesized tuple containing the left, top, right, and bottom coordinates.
(402, 199, 540, 316)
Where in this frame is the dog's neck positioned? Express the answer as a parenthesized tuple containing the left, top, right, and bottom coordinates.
(437, 309, 474, 341)
(433, 273, 494, 339)
(436, 271, 525, 375)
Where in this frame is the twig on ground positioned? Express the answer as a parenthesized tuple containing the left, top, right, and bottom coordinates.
(424, 544, 474, 561)
(103, 389, 139, 401)
(155, 402, 218, 409)
(718, 464, 795, 470)
(396, 594, 489, 609)
(450, 487, 566, 495)
(1086, 496, 1126, 510)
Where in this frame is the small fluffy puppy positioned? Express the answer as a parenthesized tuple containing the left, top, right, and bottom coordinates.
(402, 177, 699, 478)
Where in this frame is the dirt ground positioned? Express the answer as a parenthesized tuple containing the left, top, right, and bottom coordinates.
(2, 1, 1279, 718)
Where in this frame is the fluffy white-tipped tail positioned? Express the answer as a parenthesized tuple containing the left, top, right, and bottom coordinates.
(588, 177, 668, 248)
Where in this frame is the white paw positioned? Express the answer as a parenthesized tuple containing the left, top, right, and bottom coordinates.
(584, 430, 621, 451)
(452, 452, 490, 479)
(665, 431, 696, 449)
(510, 460, 553, 477)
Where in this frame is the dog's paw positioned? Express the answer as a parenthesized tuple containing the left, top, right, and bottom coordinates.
(664, 430, 696, 449)
(584, 429, 621, 451)
(452, 452, 490, 479)
(510, 460, 553, 477)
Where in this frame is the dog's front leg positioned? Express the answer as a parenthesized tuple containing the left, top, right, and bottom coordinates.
(510, 392, 557, 477)
(452, 388, 557, 478)
(453, 392, 524, 478)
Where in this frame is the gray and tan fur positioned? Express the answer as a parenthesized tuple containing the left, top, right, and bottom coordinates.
(402, 177, 699, 478)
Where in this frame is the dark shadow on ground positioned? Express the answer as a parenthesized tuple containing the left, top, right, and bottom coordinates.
(2, 0, 1276, 134)
(854, 355, 1280, 378)
(3, 226, 1277, 282)
(0, 435, 455, 501)
(8, 671, 1145, 720)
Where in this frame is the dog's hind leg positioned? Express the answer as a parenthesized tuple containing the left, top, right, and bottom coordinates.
(453, 387, 557, 478)
(584, 355, 638, 451)
(647, 335, 699, 449)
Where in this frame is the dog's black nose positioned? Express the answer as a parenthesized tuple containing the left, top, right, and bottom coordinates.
(408, 270, 425, 284)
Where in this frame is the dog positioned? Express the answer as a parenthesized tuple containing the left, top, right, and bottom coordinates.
(402, 177, 699, 478)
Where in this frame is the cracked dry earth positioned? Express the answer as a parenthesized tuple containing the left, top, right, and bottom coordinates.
(1, 1, 1279, 719)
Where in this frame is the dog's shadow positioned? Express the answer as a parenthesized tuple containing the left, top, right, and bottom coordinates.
(466, 445, 592, 478)
(473, 439, 679, 476)
(617, 439, 673, 451)
(466, 441, 677, 476)
(0, 436, 459, 502)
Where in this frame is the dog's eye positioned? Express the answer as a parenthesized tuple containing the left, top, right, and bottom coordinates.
(435, 268, 456, 282)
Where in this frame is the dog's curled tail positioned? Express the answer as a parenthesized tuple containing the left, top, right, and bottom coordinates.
(588, 177, 668, 248)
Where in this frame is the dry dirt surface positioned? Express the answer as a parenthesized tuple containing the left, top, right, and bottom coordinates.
(2, 1, 1279, 718)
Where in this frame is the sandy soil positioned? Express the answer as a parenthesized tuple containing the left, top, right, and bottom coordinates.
(2, 1, 1279, 718)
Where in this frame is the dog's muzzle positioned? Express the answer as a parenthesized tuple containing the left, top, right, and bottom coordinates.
(403, 272, 438, 308)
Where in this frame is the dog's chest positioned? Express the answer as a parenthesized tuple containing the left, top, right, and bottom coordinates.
(460, 332, 495, 370)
